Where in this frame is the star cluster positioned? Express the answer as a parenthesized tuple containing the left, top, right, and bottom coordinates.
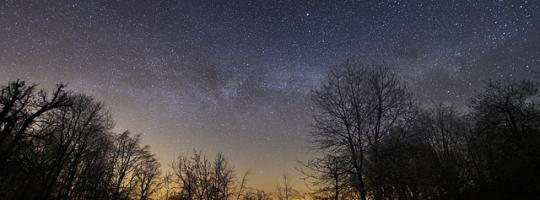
(0, 0, 538, 190)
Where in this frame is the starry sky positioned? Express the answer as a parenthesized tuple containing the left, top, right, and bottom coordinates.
(1, 0, 539, 191)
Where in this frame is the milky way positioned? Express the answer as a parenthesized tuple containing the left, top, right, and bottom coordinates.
(0, 0, 539, 190)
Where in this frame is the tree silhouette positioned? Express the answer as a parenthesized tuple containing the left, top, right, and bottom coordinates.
(307, 62, 540, 200)
(0, 80, 160, 200)
(310, 63, 413, 200)
(170, 151, 238, 200)
(2, 69, 540, 200)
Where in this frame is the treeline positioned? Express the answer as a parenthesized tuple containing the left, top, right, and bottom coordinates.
(303, 63, 540, 200)
(3, 61, 540, 200)
(0, 80, 161, 200)
(166, 151, 298, 200)
(0, 79, 294, 200)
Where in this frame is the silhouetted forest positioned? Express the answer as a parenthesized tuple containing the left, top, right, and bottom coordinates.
(302, 63, 540, 200)
(1, 63, 539, 200)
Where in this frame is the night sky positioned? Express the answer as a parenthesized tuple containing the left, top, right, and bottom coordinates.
(1, 0, 539, 190)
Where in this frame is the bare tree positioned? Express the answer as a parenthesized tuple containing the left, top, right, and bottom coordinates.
(276, 175, 298, 200)
(0, 80, 70, 178)
(310, 63, 413, 200)
(0, 80, 161, 200)
(111, 131, 144, 200)
(465, 80, 540, 199)
(362, 66, 413, 200)
(311, 67, 367, 200)
(37, 94, 113, 200)
(161, 172, 175, 200)
(0, 80, 71, 199)
(171, 150, 236, 200)
(134, 147, 161, 200)
(299, 154, 352, 200)
(69, 130, 116, 200)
